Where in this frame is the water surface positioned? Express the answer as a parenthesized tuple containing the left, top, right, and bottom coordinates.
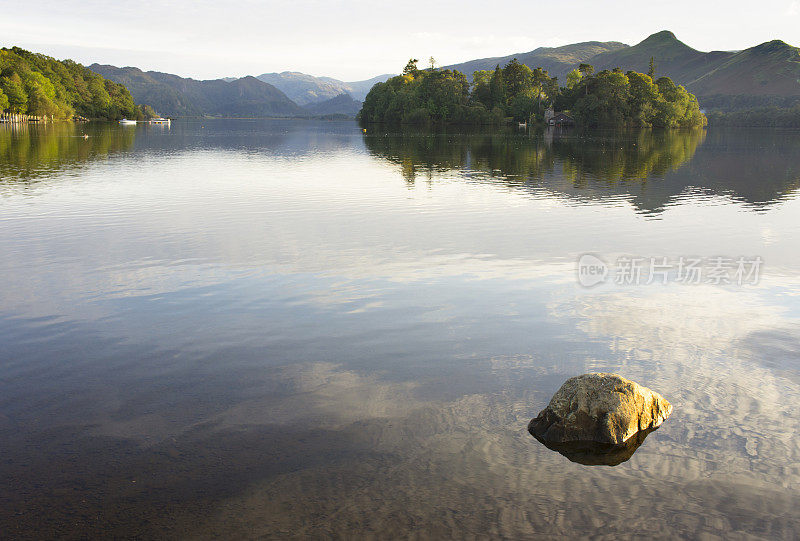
(1, 120, 799, 539)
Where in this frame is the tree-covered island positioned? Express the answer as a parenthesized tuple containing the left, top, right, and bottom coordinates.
(359, 59, 706, 128)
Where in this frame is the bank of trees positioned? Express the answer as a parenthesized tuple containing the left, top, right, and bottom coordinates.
(359, 59, 706, 128)
(359, 58, 559, 125)
(0, 47, 154, 120)
(556, 66, 706, 127)
(706, 105, 800, 127)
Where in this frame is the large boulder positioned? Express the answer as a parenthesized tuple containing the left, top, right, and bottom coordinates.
(528, 373, 672, 446)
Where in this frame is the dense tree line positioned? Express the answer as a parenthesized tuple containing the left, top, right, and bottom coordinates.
(556, 65, 706, 127)
(706, 105, 800, 127)
(0, 47, 155, 120)
(359, 59, 706, 128)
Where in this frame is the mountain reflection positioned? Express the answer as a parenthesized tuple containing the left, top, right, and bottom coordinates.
(0, 122, 136, 182)
(364, 128, 800, 213)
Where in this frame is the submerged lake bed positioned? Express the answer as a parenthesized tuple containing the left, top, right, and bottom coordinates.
(1, 120, 799, 538)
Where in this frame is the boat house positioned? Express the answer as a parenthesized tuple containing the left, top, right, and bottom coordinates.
(544, 108, 576, 126)
(548, 112, 575, 126)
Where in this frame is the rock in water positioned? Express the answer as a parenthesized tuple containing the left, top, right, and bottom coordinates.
(528, 373, 672, 445)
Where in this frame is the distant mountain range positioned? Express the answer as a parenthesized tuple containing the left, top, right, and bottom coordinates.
(446, 31, 800, 109)
(305, 93, 363, 116)
(90, 64, 388, 118)
(89, 64, 307, 117)
(88, 31, 800, 118)
(256, 72, 392, 104)
(444, 41, 628, 82)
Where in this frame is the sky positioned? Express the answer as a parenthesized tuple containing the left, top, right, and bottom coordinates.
(1, 0, 798, 82)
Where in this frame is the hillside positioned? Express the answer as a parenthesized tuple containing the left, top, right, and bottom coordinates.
(581, 31, 800, 106)
(305, 93, 361, 117)
(444, 41, 629, 81)
(688, 40, 800, 97)
(437, 31, 800, 111)
(590, 31, 734, 84)
(91, 64, 306, 117)
(257, 72, 393, 103)
(257, 72, 351, 105)
(0, 47, 140, 120)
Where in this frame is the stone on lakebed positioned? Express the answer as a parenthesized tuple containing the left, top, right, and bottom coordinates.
(528, 373, 672, 446)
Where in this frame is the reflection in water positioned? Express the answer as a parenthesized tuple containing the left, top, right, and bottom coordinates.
(1, 120, 799, 538)
(365, 128, 704, 183)
(530, 425, 658, 466)
(365, 128, 800, 213)
(0, 122, 136, 183)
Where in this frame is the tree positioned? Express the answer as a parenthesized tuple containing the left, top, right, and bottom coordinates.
(627, 72, 660, 126)
(0, 46, 140, 119)
(489, 65, 506, 110)
(403, 59, 419, 77)
(566, 69, 582, 89)
(648, 57, 656, 78)
(1, 74, 28, 113)
(502, 59, 533, 100)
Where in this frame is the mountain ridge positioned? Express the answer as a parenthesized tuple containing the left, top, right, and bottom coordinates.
(256, 72, 392, 103)
(90, 64, 306, 117)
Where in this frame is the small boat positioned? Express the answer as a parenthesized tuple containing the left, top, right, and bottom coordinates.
(119, 119, 137, 125)
(149, 117, 170, 125)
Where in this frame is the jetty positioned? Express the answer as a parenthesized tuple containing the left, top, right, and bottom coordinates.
(0, 113, 51, 123)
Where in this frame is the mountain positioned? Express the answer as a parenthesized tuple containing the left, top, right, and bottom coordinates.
(688, 40, 800, 97)
(590, 31, 734, 84)
(590, 31, 800, 106)
(442, 31, 800, 110)
(90, 64, 306, 117)
(345, 74, 395, 101)
(256, 72, 393, 104)
(305, 93, 362, 117)
(444, 41, 629, 81)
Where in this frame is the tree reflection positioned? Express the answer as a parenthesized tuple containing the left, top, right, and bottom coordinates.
(365, 127, 800, 213)
(0, 122, 136, 183)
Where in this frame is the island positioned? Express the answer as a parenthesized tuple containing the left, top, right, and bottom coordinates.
(358, 58, 706, 128)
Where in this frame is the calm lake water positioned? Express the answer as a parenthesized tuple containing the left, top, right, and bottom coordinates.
(1, 119, 799, 539)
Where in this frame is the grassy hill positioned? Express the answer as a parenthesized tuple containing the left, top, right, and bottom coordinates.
(584, 31, 800, 108)
(688, 40, 800, 96)
(91, 65, 306, 117)
(444, 41, 629, 81)
(590, 31, 734, 84)
(437, 31, 800, 111)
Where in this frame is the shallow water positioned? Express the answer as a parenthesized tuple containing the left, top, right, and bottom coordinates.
(1, 120, 799, 539)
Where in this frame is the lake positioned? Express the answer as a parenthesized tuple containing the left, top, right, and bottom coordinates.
(1, 119, 799, 539)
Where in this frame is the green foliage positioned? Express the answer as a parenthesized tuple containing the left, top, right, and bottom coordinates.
(0, 46, 148, 120)
(359, 59, 502, 125)
(556, 66, 706, 127)
(707, 105, 800, 127)
(566, 69, 582, 90)
(361, 59, 706, 128)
